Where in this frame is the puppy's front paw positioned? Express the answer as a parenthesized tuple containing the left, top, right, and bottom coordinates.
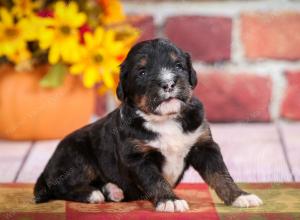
(232, 194, 263, 208)
(88, 190, 105, 203)
(156, 199, 189, 212)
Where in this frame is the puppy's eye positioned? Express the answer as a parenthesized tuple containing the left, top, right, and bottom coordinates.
(175, 62, 184, 70)
(138, 68, 146, 76)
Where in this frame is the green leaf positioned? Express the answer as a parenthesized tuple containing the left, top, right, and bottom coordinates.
(40, 63, 67, 88)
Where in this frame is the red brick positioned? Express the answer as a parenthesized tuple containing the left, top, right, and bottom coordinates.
(241, 12, 300, 60)
(194, 73, 271, 122)
(165, 16, 232, 62)
(128, 15, 156, 42)
(281, 71, 300, 120)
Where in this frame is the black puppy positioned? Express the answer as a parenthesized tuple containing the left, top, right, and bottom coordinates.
(34, 38, 262, 211)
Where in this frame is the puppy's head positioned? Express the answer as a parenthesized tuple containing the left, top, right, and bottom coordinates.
(117, 38, 197, 116)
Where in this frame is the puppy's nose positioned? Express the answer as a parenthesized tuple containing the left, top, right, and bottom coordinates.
(161, 80, 176, 92)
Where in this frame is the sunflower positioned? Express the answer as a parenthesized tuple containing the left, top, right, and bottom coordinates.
(0, 8, 31, 63)
(70, 27, 124, 89)
(112, 25, 139, 61)
(12, 0, 40, 18)
(21, 14, 53, 42)
(39, 1, 86, 64)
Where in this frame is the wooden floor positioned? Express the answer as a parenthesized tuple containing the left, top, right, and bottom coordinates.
(0, 122, 299, 183)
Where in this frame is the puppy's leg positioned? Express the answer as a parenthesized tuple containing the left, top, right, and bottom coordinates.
(188, 141, 263, 207)
(45, 161, 106, 204)
(128, 158, 189, 212)
(59, 185, 105, 203)
(102, 183, 124, 202)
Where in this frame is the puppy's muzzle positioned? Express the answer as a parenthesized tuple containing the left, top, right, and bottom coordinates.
(160, 79, 177, 93)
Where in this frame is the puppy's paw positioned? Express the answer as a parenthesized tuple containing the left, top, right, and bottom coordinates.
(88, 190, 105, 203)
(102, 183, 124, 202)
(156, 199, 189, 212)
(232, 194, 263, 208)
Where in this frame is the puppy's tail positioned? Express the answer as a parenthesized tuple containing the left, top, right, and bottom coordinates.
(34, 173, 53, 203)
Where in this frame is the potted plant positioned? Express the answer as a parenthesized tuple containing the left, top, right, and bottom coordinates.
(0, 0, 139, 140)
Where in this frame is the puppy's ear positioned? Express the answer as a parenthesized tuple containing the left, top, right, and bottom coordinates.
(185, 52, 197, 88)
(116, 62, 127, 102)
(116, 82, 124, 101)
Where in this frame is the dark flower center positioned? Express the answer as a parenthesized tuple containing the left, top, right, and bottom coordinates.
(94, 54, 103, 62)
(60, 25, 71, 35)
(5, 27, 19, 38)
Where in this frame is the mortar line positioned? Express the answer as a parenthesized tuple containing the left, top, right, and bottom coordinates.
(13, 141, 35, 182)
(276, 121, 296, 182)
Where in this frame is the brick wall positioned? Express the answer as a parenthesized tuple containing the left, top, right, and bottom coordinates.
(97, 0, 300, 122)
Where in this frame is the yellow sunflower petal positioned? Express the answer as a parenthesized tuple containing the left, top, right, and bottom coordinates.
(0, 8, 13, 25)
(83, 32, 95, 48)
(83, 67, 99, 88)
(94, 27, 105, 45)
(102, 69, 114, 88)
(70, 13, 86, 27)
(18, 17, 36, 41)
(64, 2, 86, 27)
(49, 44, 60, 64)
(67, 1, 78, 14)
(61, 40, 82, 63)
(70, 63, 85, 74)
(39, 29, 54, 49)
(54, 1, 66, 19)
(8, 47, 31, 64)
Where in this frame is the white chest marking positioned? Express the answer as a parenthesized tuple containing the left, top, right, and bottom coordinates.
(143, 119, 204, 186)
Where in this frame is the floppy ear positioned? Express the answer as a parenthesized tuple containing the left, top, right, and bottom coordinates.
(185, 52, 198, 88)
(116, 82, 124, 101)
(116, 62, 127, 102)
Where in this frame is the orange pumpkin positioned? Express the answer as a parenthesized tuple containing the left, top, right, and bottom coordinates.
(0, 65, 95, 140)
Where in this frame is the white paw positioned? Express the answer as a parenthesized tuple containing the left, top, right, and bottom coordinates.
(102, 183, 124, 202)
(156, 199, 189, 212)
(232, 194, 263, 208)
(88, 190, 105, 203)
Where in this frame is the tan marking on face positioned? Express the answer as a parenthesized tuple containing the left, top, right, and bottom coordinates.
(135, 95, 149, 113)
(139, 57, 147, 66)
(169, 52, 178, 61)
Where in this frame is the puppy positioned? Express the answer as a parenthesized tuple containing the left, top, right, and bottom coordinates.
(34, 38, 263, 211)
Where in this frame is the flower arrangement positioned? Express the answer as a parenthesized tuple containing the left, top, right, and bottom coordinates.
(0, 0, 139, 93)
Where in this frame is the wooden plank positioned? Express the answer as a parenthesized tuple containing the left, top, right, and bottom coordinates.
(0, 141, 31, 182)
(280, 122, 300, 181)
(183, 123, 292, 183)
(210, 123, 292, 182)
(16, 140, 59, 183)
(15, 123, 294, 183)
